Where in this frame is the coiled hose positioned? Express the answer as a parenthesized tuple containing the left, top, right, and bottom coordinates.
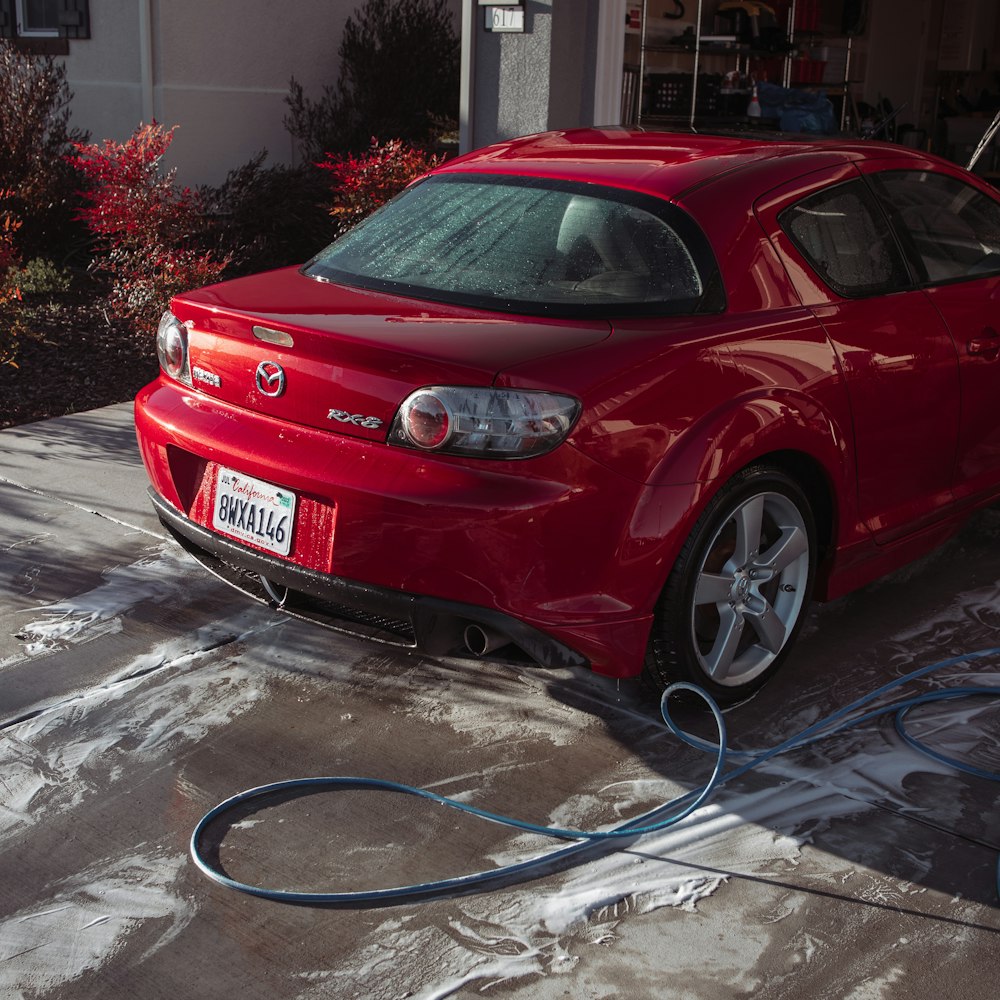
(190, 648, 1000, 905)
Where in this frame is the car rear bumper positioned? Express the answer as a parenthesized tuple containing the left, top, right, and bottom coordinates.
(149, 487, 590, 667)
(134, 379, 699, 677)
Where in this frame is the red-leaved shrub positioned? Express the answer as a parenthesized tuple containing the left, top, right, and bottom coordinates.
(1, 193, 22, 306)
(0, 191, 22, 365)
(318, 138, 442, 237)
(69, 122, 229, 331)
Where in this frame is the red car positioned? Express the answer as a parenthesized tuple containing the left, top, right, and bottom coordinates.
(135, 128, 1000, 702)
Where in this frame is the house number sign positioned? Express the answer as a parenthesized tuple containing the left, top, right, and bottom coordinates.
(483, 5, 525, 33)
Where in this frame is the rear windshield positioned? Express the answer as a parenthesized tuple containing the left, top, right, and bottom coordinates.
(303, 174, 722, 317)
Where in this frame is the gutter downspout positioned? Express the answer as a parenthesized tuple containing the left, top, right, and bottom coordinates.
(139, 0, 154, 122)
(459, 0, 476, 154)
(593, 0, 626, 127)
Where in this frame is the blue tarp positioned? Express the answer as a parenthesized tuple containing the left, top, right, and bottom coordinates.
(758, 82, 837, 134)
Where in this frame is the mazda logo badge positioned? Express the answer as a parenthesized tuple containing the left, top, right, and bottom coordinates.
(255, 360, 286, 397)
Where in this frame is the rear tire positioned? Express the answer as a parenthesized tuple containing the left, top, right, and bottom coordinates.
(643, 465, 816, 704)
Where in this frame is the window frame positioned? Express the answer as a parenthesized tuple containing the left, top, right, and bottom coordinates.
(15, 0, 58, 37)
(778, 175, 915, 300)
(865, 168, 1000, 288)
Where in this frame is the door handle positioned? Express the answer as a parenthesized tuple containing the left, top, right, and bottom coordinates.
(968, 327, 1000, 358)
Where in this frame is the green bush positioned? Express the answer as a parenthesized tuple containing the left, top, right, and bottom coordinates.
(202, 152, 334, 274)
(285, 0, 459, 160)
(0, 40, 88, 260)
(10, 257, 72, 295)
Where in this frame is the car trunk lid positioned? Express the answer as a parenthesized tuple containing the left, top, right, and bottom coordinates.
(173, 268, 611, 441)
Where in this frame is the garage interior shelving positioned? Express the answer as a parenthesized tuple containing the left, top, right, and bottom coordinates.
(628, 0, 857, 132)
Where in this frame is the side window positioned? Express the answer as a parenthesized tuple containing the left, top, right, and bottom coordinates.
(779, 179, 910, 298)
(17, 0, 59, 37)
(0, 0, 89, 42)
(870, 170, 1000, 284)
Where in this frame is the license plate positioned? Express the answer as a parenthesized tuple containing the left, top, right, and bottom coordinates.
(212, 468, 296, 556)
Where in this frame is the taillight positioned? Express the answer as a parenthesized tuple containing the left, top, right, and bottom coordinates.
(156, 311, 192, 386)
(399, 390, 453, 449)
(390, 387, 580, 459)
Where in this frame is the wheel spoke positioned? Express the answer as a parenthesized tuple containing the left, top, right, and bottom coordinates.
(758, 525, 808, 573)
(665, 481, 814, 696)
(695, 571, 732, 605)
(732, 495, 765, 567)
(745, 599, 786, 653)
(704, 605, 745, 680)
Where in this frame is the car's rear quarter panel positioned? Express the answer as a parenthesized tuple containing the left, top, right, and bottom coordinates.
(500, 162, 861, 604)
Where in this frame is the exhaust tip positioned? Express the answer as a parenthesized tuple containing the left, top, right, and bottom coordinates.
(463, 623, 509, 657)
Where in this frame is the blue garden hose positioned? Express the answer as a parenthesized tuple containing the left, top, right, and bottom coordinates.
(190, 649, 1000, 905)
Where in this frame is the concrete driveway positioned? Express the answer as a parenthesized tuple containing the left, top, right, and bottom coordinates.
(1, 403, 998, 999)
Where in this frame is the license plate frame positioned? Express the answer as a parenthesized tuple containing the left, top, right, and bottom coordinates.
(212, 467, 297, 557)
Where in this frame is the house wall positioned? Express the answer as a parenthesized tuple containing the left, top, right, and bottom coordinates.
(61, 0, 145, 148)
(61, 0, 461, 186)
(473, 0, 555, 145)
(466, 0, 613, 152)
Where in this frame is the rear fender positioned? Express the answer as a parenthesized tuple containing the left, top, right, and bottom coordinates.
(647, 389, 849, 488)
(626, 390, 863, 596)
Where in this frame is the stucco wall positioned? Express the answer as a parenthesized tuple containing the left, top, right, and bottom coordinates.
(61, 0, 461, 186)
(469, 0, 606, 151)
(475, 0, 553, 144)
(60, 0, 144, 150)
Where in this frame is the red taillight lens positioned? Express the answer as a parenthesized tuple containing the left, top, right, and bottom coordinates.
(163, 330, 184, 375)
(390, 387, 580, 459)
(156, 311, 192, 386)
(398, 390, 453, 449)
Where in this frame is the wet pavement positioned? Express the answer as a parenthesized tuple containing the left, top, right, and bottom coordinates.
(1, 403, 998, 999)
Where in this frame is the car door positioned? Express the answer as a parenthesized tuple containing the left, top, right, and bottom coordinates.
(861, 163, 1000, 505)
(755, 163, 961, 543)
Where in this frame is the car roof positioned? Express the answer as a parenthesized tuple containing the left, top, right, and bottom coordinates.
(437, 127, 942, 201)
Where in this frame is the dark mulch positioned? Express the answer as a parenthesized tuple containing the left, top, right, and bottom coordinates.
(0, 286, 159, 430)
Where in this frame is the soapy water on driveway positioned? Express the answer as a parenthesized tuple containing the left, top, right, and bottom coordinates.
(1, 406, 998, 999)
